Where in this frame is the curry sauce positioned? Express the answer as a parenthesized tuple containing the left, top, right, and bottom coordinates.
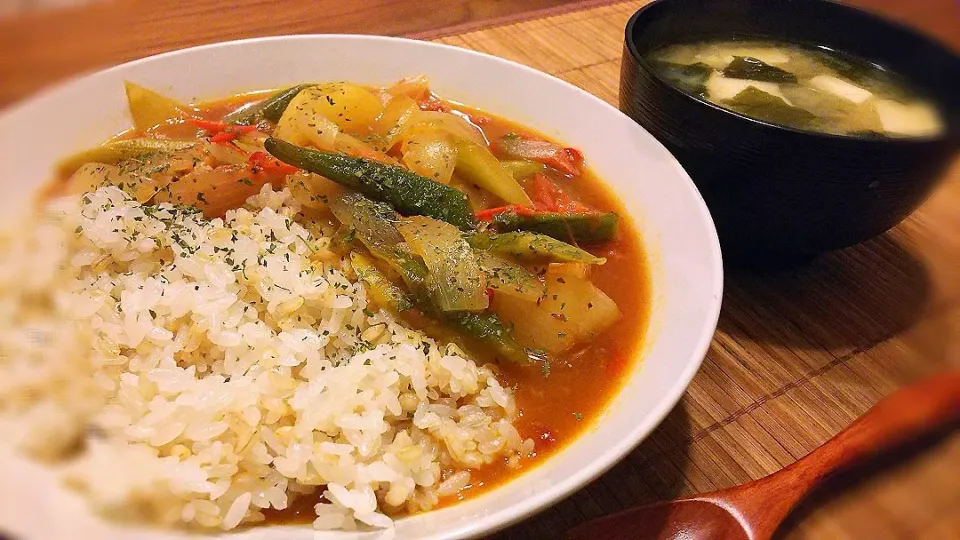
(52, 87, 651, 523)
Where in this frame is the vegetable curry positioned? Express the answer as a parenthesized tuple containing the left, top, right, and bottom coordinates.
(52, 77, 650, 516)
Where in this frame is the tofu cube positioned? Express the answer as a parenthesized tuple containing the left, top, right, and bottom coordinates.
(706, 74, 792, 105)
(873, 99, 942, 137)
(809, 75, 873, 104)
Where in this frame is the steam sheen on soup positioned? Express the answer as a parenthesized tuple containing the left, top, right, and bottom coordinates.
(648, 39, 944, 138)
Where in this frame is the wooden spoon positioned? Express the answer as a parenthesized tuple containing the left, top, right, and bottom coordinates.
(566, 372, 960, 540)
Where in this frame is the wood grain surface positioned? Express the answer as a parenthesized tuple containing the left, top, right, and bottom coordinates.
(0, 0, 957, 108)
(564, 373, 960, 540)
(2, 0, 959, 539)
(0, 0, 601, 107)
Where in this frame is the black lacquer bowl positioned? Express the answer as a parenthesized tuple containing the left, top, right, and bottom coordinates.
(620, 0, 960, 265)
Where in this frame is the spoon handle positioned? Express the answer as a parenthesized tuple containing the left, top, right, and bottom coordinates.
(564, 373, 960, 540)
(730, 371, 960, 539)
(784, 371, 960, 484)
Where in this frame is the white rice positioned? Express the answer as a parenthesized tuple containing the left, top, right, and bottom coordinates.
(0, 185, 531, 530)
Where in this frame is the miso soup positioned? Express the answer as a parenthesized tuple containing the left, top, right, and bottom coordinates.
(647, 39, 944, 138)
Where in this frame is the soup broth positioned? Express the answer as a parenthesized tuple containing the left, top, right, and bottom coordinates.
(648, 39, 944, 138)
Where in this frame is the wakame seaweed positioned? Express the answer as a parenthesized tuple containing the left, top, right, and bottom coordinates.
(651, 61, 713, 97)
(722, 57, 798, 84)
(724, 87, 815, 129)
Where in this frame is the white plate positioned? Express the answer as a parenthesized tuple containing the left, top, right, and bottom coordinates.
(0, 35, 723, 540)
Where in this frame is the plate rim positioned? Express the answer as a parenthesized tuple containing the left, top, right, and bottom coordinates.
(0, 34, 724, 540)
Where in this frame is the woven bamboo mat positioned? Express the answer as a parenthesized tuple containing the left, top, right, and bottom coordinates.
(429, 2, 960, 539)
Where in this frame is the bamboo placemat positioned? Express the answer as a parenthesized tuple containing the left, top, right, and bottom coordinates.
(428, 2, 960, 539)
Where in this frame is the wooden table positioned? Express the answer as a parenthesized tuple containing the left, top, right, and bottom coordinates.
(2, 1, 959, 539)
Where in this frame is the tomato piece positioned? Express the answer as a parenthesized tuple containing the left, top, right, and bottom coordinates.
(530, 173, 591, 214)
(474, 204, 539, 221)
(531, 173, 560, 212)
(209, 131, 238, 143)
(248, 151, 299, 176)
(471, 114, 492, 126)
(541, 147, 583, 177)
(497, 134, 584, 176)
(189, 119, 229, 131)
(419, 97, 449, 112)
(190, 119, 258, 140)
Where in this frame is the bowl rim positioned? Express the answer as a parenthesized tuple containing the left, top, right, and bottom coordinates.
(622, 0, 957, 145)
(0, 33, 724, 540)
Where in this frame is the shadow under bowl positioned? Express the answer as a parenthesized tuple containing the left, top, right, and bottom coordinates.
(620, 0, 960, 265)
